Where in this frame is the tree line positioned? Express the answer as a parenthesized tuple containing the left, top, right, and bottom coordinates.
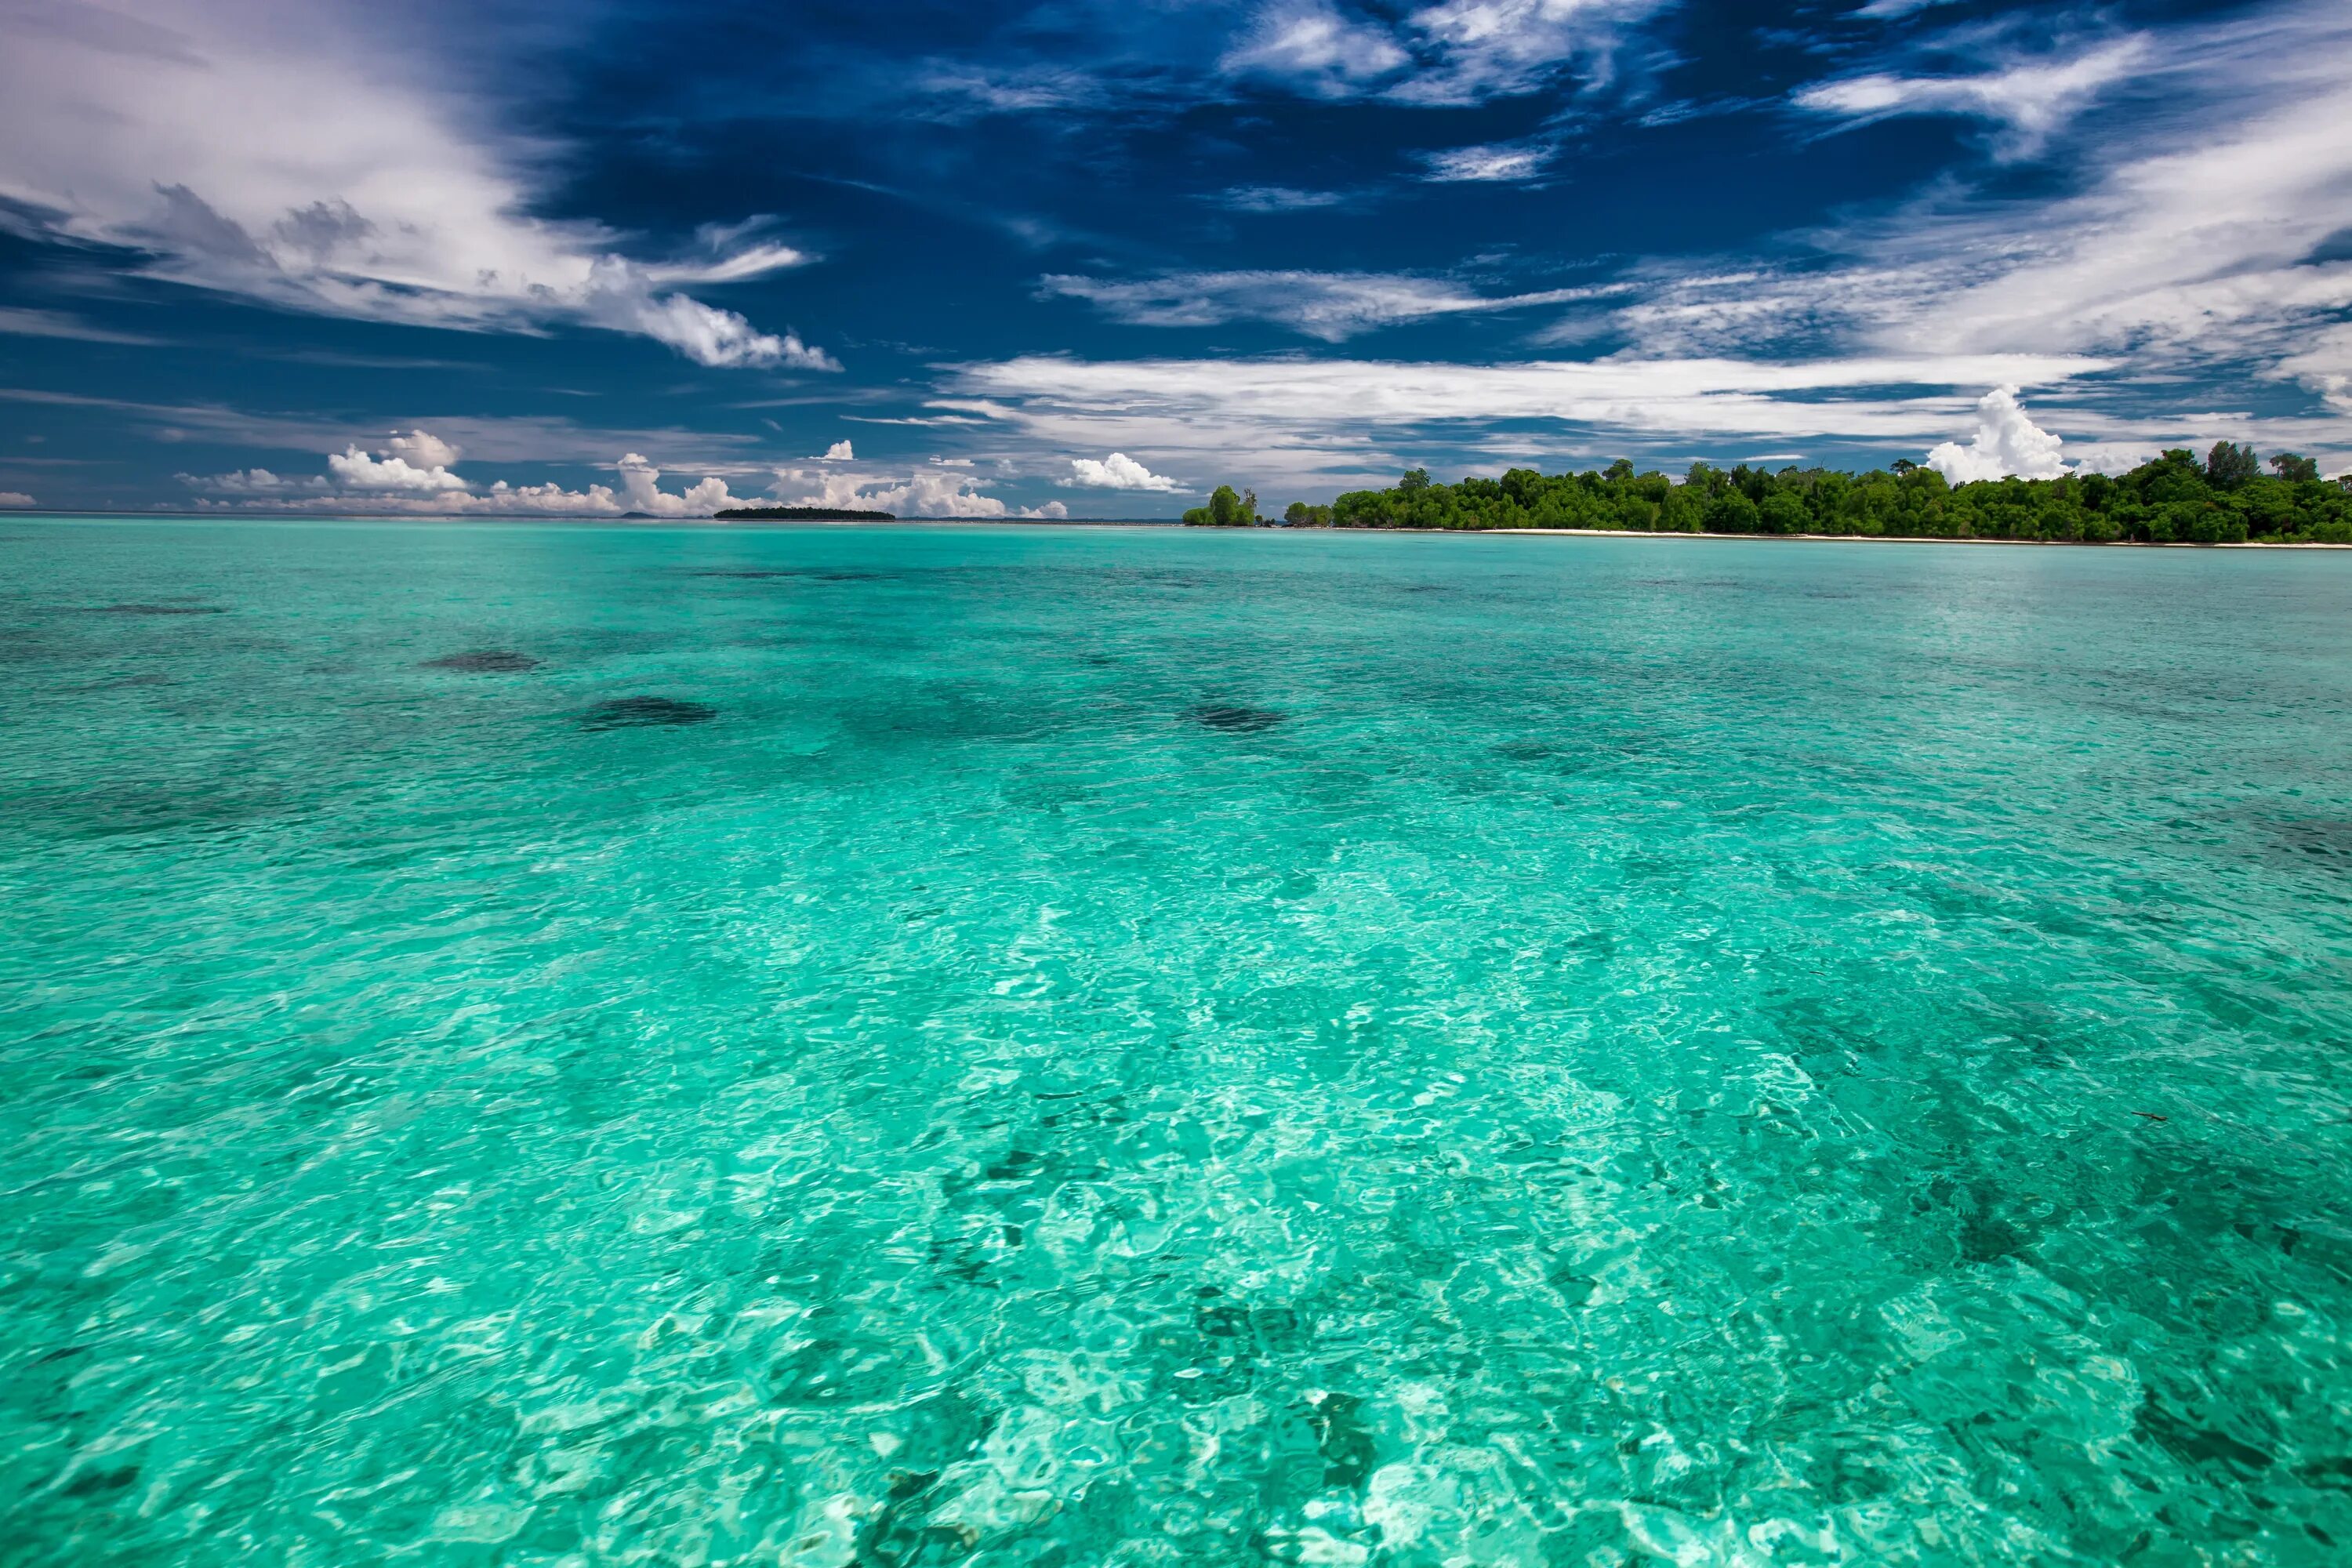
(1182, 446, 2352, 543)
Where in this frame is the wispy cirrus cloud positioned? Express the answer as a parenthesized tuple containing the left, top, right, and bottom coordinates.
(1613, 3, 2352, 436)
(0, 0, 835, 369)
(1795, 37, 2149, 154)
(1221, 2, 1411, 95)
(0, 307, 164, 345)
(938, 350, 2118, 492)
(1417, 143, 1555, 182)
(1210, 185, 1356, 212)
(1039, 270, 1621, 340)
(1221, 0, 1669, 105)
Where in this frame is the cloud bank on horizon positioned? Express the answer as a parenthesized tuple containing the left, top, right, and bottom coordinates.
(1, 0, 2347, 514)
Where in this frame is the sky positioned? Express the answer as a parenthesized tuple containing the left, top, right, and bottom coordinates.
(1, 0, 2348, 519)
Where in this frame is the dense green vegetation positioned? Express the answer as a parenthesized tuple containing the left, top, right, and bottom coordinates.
(1190, 445, 2352, 543)
(1181, 485, 1261, 527)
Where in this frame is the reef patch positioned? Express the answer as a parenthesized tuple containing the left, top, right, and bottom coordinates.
(1189, 703, 1285, 733)
(423, 650, 541, 673)
(581, 696, 718, 730)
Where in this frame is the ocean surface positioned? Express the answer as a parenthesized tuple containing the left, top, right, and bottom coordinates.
(5, 519, 2352, 1568)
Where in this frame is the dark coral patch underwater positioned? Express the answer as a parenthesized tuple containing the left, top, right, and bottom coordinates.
(422, 650, 540, 673)
(1189, 703, 1286, 733)
(580, 696, 718, 730)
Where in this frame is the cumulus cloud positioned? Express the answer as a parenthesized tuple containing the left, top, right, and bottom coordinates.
(174, 466, 325, 494)
(176, 429, 747, 516)
(822, 441, 855, 460)
(0, 1, 835, 370)
(768, 464, 1013, 518)
(1065, 452, 1181, 490)
(383, 430, 461, 469)
(1922, 386, 2072, 482)
(1417, 143, 1553, 182)
(1022, 501, 1072, 519)
(1795, 39, 2149, 154)
(1039, 270, 1611, 340)
(0, 492, 35, 508)
(327, 445, 470, 493)
(615, 453, 747, 517)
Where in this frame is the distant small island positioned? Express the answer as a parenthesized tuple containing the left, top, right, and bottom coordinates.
(1185, 444, 2352, 543)
(714, 506, 897, 521)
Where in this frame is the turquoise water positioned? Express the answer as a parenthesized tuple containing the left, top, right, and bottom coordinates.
(6, 520, 2352, 1567)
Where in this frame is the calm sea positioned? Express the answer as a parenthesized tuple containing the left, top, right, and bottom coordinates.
(6, 520, 2351, 1566)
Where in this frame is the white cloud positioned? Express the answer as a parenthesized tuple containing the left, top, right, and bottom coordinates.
(2274, 324, 2352, 414)
(943, 351, 2111, 492)
(1223, 0, 1665, 105)
(615, 453, 745, 517)
(1601, 5, 2352, 467)
(1223, 2, 1410, 94)
(2065, 443, 2163, 477)
(0, 491, 35, 507)
(1795, 39, 2149, 154)
(1922, 386, 2072, 482)
(641, 242, 810, 286)
(768, 465, 1011, 518)
(579, 260, 840, 370)
(1022, 501, 1072, 520)
(1039, 270, 1615, 340)
(327, 444, 470, 493)
(1065, 452, 1181, 491)
(0, 1, 835, 369)
(822, 440, 855, 460)
(1418, 143, 1552, 182)
(176, 430, 746, 516)
(174, 466, 325, 493)
(1396, 0, 1662, 104)
(383, 429, 461, 469)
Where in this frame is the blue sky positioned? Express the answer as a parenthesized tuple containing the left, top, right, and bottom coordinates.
(1, 0, 2347, 517)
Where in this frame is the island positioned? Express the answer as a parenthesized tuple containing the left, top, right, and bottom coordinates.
(713, 506, 897, 521)
(1186, 445, 2352, 543)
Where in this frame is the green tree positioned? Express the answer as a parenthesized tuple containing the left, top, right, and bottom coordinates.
(1759, 491, 1809, 535)
(2271, 452, 2319, 484)
(2207, 441, 2259, 488)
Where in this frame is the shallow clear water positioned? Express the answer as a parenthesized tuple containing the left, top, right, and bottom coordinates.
(6, 520, 2352, 1567)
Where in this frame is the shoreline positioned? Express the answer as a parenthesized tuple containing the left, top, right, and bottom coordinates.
(14, 511, 2351, 548)
(1466, 528, 2352, 550)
